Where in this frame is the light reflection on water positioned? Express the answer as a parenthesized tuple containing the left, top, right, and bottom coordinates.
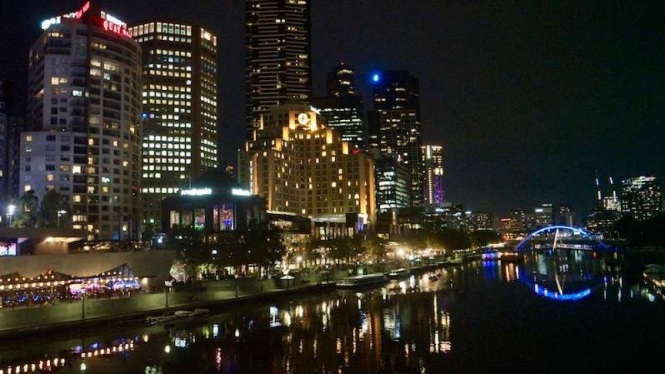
(0, 250, 664, 374)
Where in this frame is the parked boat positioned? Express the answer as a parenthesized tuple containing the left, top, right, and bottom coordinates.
(441, 258, 463, 266)
(147, 309, 210, 325)
(337, 274, 388, 289)
(387, 268, 410, 279)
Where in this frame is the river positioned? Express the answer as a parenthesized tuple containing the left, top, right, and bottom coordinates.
(1, 250, 664, 373)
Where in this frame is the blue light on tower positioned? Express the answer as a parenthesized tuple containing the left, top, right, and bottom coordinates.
(372, 73, 380, 83)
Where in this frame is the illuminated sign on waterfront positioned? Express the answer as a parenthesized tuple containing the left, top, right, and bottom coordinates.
(180, 188, 212, 196)
(40, 1, 90, 30)
(39, 2, 132, 38)
(102, 19, 132, 38)
(231, 188, 252, 197)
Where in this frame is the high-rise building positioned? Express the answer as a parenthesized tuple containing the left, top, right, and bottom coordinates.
(238, 102, 375, 236)
(468, 211, 494, 232)
(586, 208, 622, 239)
(129, 20, 219, 226)
(621, 176, 662, 221)
(557, 204, 575, 226)
(23, 2, 142, 240)
(369, 70, 423, 205)
(509, 208, 530, 234)
(421, 145, 444, 205)
(312, 63, 365, 149)
(0, 80, 12, 204)
(595, 173, 620, 211)
(245, 0, 312, 139)
(533, 203, 554, 228)
(326, 62, 357, 98)
(371, 150, 411, 212)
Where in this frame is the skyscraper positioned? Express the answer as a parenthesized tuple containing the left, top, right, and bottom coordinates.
(326, 62, 357, 97)
(129, 21, 219, 226)
(532, 203, 554, 228)
(621, 176, 662, 221)
(312, 63, 365, 149)
(421, 145, 444, 205)
(370, 70, 423, 205)
(245, 0, 312, 139)
(371, 150, 411, 212)
(0, 80, 11, 204)
(23, 2, 142, 240)
(238, 102, 375, 236)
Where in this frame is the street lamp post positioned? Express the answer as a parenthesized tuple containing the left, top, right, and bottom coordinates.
(7, 204, 16, 227)
(57, 210, 67, 228)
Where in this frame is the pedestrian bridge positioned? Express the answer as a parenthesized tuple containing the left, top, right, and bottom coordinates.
(515, 225, 609, 252)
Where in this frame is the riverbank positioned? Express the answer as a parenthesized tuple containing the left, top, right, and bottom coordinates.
(0, 258, 455, 339)
(0, 282, 336, 340)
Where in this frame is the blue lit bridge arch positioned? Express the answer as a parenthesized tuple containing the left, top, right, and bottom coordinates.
(515, 225, 609, 252)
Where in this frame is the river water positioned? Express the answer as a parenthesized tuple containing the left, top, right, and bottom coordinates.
(1, 250, 664, 373)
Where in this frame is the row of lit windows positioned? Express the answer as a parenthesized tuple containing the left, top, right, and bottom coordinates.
(148, 70, 191, 79)
(141, 187, 181, 194)
(147, 84, 191, 92)
(143, 158, 191, 164)
(143, 165, 186, 172)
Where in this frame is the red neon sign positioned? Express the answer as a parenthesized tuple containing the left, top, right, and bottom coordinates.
(102, 19, 132, 38)
(73, 1, 91, 19)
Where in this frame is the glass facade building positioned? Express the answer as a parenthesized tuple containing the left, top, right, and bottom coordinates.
(245, 0, 312, 139)
(23, 3, 142, 240)
(421, 145, 444, 205)
(129, 21, 219, 226)
(621, 176, 662, 221)
(369, 70, 423, 206)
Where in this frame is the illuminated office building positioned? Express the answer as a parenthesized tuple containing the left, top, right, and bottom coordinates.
(238, 102, 375, 236)
(468, 211, 494, 232)
(557, 205, 576, 226)
(371, 150, 411, 212)
(312, 64, 365, 149)
(369, 70, 423, 205)
(533, 203, 554, 228)
(245, 0, 312, 138)
(129, 20, 219, 225)
(326, 62, 357, 98)
(421, 145, 444, 205)
(0, 81, 22, 208)
(22, 2, 142, 240)
(621, 176, 662, 221)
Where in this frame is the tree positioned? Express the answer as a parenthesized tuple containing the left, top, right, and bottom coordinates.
(469, 231, 502, 247)
(615, 213, 665, 247)
(362, 233, 388, 263)
(165, 225, 212, 279)
(37, 189, 71, 229)
(214, 223, 286, 275)
(12, 190, 39, 228)
(245, 223, 286, 273)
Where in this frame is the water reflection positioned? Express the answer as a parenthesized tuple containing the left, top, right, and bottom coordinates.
(0, 251, 664, 373)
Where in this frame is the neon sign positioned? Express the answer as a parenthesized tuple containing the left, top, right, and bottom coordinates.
(231, 188, 252, 197)
(73, 1, 91, 19)
(40, 1, 90, 30)
(102, 19, 132, 38)
(180, 188, 212, 196)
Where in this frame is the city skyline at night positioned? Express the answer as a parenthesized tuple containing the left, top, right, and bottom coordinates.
(0, 0, 663, 215)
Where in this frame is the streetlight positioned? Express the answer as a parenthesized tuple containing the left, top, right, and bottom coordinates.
(6, 204, 16, 227)
(57, 210, 67, 228)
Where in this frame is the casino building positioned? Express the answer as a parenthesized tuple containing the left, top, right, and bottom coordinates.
(21, 2, 142, 240)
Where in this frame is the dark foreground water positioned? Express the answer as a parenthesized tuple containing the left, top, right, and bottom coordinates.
(1, 251, 664, 373)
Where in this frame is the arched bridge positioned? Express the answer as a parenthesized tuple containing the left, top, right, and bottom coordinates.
(515, 225, 610, 252)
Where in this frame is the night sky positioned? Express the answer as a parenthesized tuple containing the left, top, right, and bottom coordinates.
(1, 0, 663, 215)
